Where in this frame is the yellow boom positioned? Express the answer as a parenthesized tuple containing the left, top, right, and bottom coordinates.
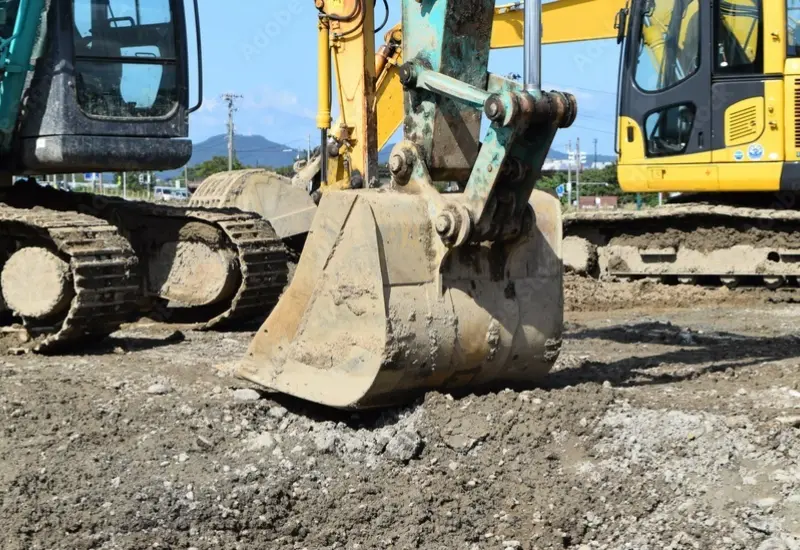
(321, 0, 627, 187)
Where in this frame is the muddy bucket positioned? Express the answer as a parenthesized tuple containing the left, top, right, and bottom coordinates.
(189, 169, 317, 240)
(234, 188, 564, 409)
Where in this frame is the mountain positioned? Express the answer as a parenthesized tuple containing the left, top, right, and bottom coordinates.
(159, 134, 303, 179)
(156, 135, 614, 181)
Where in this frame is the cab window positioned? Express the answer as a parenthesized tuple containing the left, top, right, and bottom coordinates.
(634, 0, 701, 92)
(788, 0, 800, 57)
(72, 0, 179, 119)
(715, 0, 762, 74)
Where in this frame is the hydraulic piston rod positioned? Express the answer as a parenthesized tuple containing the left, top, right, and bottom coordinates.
(524, 0, 542, 91)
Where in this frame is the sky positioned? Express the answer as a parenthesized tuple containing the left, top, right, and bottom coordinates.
(185, 0, 623, 156)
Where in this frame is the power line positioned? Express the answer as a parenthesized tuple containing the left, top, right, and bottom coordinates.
(571, 124, 615, 135)
(550, 83, 617, 96)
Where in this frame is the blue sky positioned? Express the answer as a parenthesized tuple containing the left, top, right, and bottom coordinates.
(187, 0, 622, 155)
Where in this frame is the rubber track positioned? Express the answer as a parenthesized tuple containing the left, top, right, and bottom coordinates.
(564, 201, 800, 226)
(0, 204, 139, 352)
(564, 201, 800, 283)
(11, 184, 290, 330)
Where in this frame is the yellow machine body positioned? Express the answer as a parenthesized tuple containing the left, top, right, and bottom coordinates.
(193, 0, 800, 219)
(329, 0, 799, 195)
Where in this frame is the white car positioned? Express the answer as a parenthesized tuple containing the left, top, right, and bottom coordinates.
(154, 187, 189, 201)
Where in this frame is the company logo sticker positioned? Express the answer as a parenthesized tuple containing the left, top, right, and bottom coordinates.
(734, 150, 744, 161)
(748, 143, 764, 161)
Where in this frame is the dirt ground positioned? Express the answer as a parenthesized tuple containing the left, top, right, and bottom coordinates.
(1, 276, 800, 550)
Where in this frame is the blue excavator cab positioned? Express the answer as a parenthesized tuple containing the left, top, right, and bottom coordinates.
(0, 0, 200, 176)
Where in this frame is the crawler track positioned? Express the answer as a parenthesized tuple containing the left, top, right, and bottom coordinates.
(6, 182, 289, 329)
(0, 204, 138, 352)
(564, 193, 800, 289)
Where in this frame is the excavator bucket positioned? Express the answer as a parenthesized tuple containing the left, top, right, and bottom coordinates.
(189, 169, 317, 241)
(233, 0, 577, 409)
(235, 188, 564, 409)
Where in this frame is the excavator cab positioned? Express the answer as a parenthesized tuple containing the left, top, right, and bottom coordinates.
(0, 0, 200, 176)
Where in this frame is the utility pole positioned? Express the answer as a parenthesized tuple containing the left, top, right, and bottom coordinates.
(576, 137, 582, 210)
(222, 93, 243, 171)
(594, 138, 598, 168)
(184, 164, 189, 189)
(566, 141, 572, 207)
(123, 172, 127, 200)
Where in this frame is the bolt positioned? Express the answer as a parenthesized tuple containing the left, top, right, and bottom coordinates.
(484, 96, 506, 123)
(389, 154, 405, 175)
(327, 141, 340, 157)
(398, 63, 417, 87)
(435, 213, 452, 236)
(349, 173, 364, 189)
(389, 149, 414, 185)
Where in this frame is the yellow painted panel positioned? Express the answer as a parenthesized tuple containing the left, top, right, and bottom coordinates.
(375, 52, 403, 152)
(785, 74, 800, 163)
(716, 162, 782, 191)
(765, 80, 785, 160)
(713, 80, 783, 163)
(491, 0, 625, 49)
(723, 97, 764, 147)
(619, 164, 719, 192)
(619, 162, 783, 193)
(763, 1, 787, 75)
(786, 58, 800, 75)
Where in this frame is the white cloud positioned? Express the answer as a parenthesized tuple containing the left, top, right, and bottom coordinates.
(198, 96, 220, 113)
(239, 86, 315, 120)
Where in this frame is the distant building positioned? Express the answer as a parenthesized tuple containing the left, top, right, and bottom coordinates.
(541, 158, 613, 172)
(578, 196, 619, 210)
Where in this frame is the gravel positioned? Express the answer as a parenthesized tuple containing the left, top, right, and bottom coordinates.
(2, 283, 800, 549)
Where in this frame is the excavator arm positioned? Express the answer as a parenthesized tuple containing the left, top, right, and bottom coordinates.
(311, 0, 627, 190)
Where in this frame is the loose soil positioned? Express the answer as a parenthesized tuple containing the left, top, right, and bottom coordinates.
(1, 279, 799, 550)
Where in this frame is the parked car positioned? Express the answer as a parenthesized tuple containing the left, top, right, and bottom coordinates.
(154, 186, 190, 201)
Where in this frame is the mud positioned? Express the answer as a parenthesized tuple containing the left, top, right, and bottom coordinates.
(176, 221, 228, 247)
(606, 222, 800, 253)
(2, 281, 800, 549)
(562, 273, 789, 312)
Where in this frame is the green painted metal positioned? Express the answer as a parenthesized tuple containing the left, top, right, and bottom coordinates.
(401, 0, 495, 181)
(409, 65, 490, 109)
(398, 0, 576, 244)
(0, 0, 47, 151)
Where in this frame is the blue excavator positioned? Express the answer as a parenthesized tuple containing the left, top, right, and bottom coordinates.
(0, 0, 289, 352)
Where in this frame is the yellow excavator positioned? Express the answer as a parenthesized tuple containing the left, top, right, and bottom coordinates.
(195, 0, 800, 291)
